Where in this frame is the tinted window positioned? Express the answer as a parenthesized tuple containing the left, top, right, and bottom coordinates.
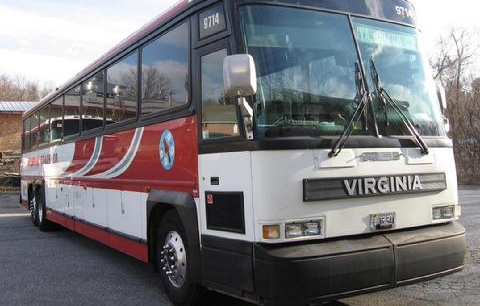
(82, 71, 105, 131)
(141, 22, 189, 115)
(201, 49, 239, 139)
(106, 52, 138, 124)
(50, 97, 63, 141)
(39, 106, 50, 145)
(31, 112, 39, 147)
(23, 117, 31, 150)
(64, 86, 81, 137)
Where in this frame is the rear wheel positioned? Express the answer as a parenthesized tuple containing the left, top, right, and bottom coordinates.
(156, 211, 201, 306)
(37, 186, 54, 231)
(29, 188, 39, 227)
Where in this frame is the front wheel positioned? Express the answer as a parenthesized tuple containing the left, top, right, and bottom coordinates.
(156, 211, 201, 306)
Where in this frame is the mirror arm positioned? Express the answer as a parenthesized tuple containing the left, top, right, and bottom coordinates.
(238, 96, 254, 140)
(238, 96, 253, 118)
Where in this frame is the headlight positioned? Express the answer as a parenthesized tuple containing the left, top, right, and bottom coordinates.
(304, 221, 321, 236)
(285, 223, 303, 238)
(432, 205, 455, 220)
(285, 220, 322, 239)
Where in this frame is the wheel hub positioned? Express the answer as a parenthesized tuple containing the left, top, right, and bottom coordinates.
(160, 231, 187, 287)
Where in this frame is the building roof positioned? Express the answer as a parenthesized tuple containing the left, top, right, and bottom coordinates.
(0, 101, 37, 113)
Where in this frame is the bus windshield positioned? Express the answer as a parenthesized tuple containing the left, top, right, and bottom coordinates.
(240, 5, 446, 138)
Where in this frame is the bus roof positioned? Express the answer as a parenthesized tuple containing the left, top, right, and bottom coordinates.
(25, 0, 192, 118)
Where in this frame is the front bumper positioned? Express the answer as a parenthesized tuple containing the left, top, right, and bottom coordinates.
(254, 221, 466, 305)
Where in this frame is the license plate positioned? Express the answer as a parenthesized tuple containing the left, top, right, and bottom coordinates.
(371, 212, 396, 230)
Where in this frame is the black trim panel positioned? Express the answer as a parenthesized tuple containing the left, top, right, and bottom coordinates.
(201, 235, 254, 293)
(201, 234, 252, 255)
(254, 222, 465, 305)
(199, 136, 453, 154)
(205, 191, 246, 234)
(303, 172, 447, 201)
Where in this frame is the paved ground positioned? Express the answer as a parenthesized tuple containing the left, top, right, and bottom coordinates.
(0, 191, 478, 306)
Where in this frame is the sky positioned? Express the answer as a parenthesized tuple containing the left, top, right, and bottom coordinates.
(0, 0, 479, 87)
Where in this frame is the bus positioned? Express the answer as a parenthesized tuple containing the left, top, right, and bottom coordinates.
(21, 0, 466, 305)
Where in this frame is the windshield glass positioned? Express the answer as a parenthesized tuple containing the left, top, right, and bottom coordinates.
(240, 5, 446, 138)
(352, 17, 445, 136)
(240, 5, 365, 138)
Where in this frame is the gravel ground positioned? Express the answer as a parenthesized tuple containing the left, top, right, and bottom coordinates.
(0, 190, 478, 306)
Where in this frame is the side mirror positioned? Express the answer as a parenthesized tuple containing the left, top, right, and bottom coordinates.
(223, 54, 257, 98)
(436, 81, 447, 111)
(223, 54, 257, 140)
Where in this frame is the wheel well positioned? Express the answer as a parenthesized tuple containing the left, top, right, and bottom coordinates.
(148, 203, 175, 266)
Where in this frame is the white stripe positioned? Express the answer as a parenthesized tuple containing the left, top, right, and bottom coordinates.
(88, 127, 144, 179)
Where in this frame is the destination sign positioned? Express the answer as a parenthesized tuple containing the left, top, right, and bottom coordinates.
(268, 0, 417, 26)
(303, 173, 446, 201)
(355, 24, 418, 51)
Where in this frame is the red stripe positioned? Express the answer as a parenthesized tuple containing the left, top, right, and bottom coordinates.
(47, 210, 148, 262)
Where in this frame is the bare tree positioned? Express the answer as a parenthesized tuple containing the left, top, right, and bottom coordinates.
(431, 28, 480, 184)
(0, 74, 54, 101)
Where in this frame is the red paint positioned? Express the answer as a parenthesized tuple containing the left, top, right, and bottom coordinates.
(85, 130, 135, 175)
(117, 116, 198, 194)
(47, 210, 148, 262)
(47, 209, 75, 230)
(64, 138, 96, 174)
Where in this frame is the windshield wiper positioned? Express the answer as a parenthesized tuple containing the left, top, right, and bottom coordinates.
(369, 58, 429, 155)
(329, 62, 369, 158)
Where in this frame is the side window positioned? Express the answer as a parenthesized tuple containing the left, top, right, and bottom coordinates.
(50, 96, 63, 141)
(82, 71, 105, 131)
(24, 117, 31, 150)
(31, 112, 39, 147)
(141, 22, 189, 115)
(39, 106, 50, 145)
(201, 48, 239, 139)
(64, 86, 81, 137)
(106, 52, 138, 124)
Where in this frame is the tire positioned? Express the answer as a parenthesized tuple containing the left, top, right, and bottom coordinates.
(37, 186, 54, 231)
(156, 211, 201, 306)
(29, 188, 39, 227)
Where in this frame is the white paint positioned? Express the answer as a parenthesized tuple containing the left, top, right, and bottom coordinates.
(251, 147, 458, 243)
(198, 152, 255, 242)
(404, 148, 435, 165)
(314, 149, 357, 169)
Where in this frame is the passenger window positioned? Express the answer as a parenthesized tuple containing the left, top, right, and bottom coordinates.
(50, 97, 63, 141)
(141, 22, 189, 115)
(31, 112, 39, 147)
(201, 49, 239, 139)
(64, 86, 81, 137)
(39, 106, 50, 145)
(106, 52, 138, 124)
(82, 71, 105, 131)
(24, 117, 31, 150)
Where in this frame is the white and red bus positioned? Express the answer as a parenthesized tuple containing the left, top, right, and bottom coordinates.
(21, 0, 466, 305)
